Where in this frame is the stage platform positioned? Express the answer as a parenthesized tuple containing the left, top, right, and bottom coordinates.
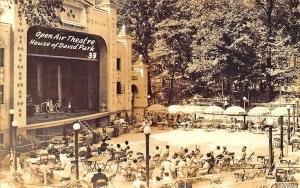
(22, 111, 111, 130)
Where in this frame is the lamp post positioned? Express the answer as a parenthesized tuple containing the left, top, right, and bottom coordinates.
(9, 109, 14, 148)
(266, 118, 274, 175)
(100, 102, 107, 112)
(221, 78, 225, 97)
(73, 123, 81, 181)
(287, 105, 291, 144)
(147, 95, 151, 106)
(296, 98, 299, 130)
(279, 116, 284, 157)
(143, 125, 151, 188)
(193, 96, 198, 105)
(12, 120, 19, 173)
(293, 103, 296, 133)
(243, 97, 247, 110)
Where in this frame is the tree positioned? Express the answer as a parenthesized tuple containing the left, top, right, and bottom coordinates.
(189, 1, 259, 99)
(114, 0, 158, 97)
(255, 0, 300, 100)
(186, 0, 299, 103)
(114, 0, 299, 103)
(151, 0, 195, 104)
(6, 0, 64, 26)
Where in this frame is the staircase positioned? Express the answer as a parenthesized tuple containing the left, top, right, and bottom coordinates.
(78, 120, 94, 134)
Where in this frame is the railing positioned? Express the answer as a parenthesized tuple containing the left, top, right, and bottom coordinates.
(78, 120, 94, 133)
(0, 181, 62, 188)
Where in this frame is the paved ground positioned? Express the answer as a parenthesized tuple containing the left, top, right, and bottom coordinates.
(0, 127, 299, 188)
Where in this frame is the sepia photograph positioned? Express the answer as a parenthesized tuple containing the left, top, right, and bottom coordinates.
(0, 0, 299, 187)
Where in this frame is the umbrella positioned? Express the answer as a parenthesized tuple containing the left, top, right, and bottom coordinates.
(147, 104, 167, 113)
(224, 106, 246, 115)
(39, 150, 48, 156)
(271, 107, 293, 116)
(182, 105, 203, 114)
(248, 107, 271, 116)
(168, 105, 184, 114)
(203, 105, 224, 115)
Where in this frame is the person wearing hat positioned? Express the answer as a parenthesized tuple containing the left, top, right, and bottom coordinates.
(85, 144, 92, 159)
(161, 157, 172, 175)
(214, 146, 223, 164)
(206, 152, 215, 173)
(121, 158, 133, 180)
(188, 156, 199, 177)
(39, 160, 53, 185)
(198, 156, 210, 175)
(222, 146, 229, 155)
(192, 145, 201, 156)
(170, 154, 179, 178)
(153, 176, 162, 187)
(162, 172, 174, 187)
(162, 145, 170, 159)
(92, 130, 100, 144)
(91, 168, 108, 188)
(133, 173, 146, 188)
(60, 154, 72, 181)
(177, 147, 185, 159)
(177, 159, 187, 179)
(121, 140, 130, 152)
(237, 146, 247, 164)
(183, 148, 190, 158)
(153, 146, 162, 158)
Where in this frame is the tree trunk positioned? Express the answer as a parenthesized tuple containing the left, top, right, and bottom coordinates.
(147, 70, 152, 97)
(226, 74, 231, 96)
(142, 49, 152, 98)
(266, 0, 274, 101)
(168, 66, 176, 105)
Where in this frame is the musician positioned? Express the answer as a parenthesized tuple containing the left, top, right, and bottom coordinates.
(45, 99, 54, 112)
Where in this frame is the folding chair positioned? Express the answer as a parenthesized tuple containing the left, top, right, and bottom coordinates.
(255, 156, 267, 177)
(152, 154, 161, 166)
(235, 157, 246, 169)
(125, 150, 133, 157)
(30, 167, 44, 183)
(246, 171, 257, 181)
(209, 175, 223, 185)
(292, 141, 300, 152)
(149, 166, 156, 179)
(160, 152, 169, 163)
(95, 179, 107, 188)
(275, 168, 287, 182)
(103, 160, 114, 172)
(107, 173, 117, 188)
(233, 171, 245, 182)
(220, 157, 232, 171)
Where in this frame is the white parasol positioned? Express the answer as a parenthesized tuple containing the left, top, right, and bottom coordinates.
(203, 105, 224, 115)
(224, 106, 246, 115)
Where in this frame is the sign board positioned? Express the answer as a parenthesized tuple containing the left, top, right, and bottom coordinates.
(27, 26, 99, 61)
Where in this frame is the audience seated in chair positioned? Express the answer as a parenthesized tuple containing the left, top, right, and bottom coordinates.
(91, 168, 108, 188)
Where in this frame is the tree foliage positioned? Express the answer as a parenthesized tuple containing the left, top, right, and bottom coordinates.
(114, 0, 299, 103)
(114, 0, 159, 96)
(7, 0, 64, 26)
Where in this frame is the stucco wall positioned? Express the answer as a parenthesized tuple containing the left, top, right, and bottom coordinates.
(0, 23, 12, 146)
(0, 0, 137, 147)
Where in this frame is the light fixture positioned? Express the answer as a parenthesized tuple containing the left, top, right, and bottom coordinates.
(9, 109, 15, 115)
(73, 123, 80, 130)
(267, 118, 274, 126)
(12, 120, 19, 127)
(143, 125, 151, 135)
